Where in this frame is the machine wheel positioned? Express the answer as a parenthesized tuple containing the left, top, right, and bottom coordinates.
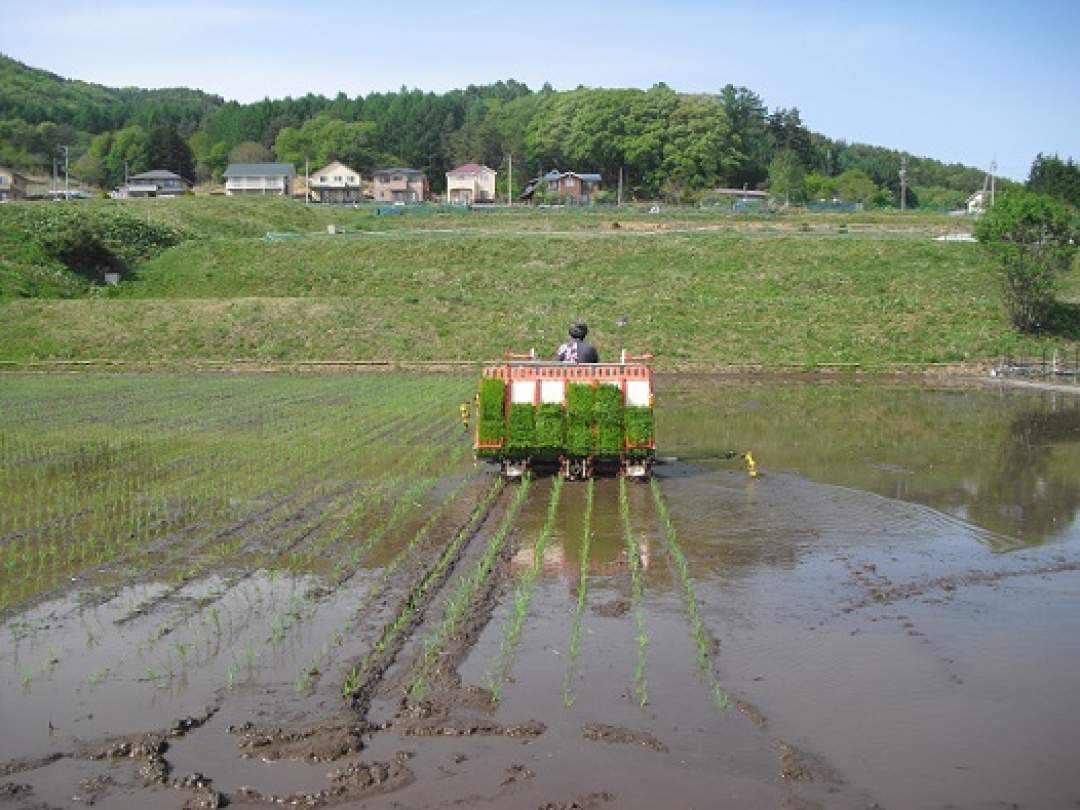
(563, 457, 589, 481)
(502, 459, 529, 480)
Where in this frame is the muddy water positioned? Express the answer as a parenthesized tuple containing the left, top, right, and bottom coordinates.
(647, 379, 1080, 810)
(3, 377, 1080, 809)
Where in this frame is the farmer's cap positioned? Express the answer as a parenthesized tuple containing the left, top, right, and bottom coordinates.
(569, 321, 588, 339)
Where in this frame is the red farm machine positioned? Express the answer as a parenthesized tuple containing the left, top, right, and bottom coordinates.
(474, 350, 656, 480)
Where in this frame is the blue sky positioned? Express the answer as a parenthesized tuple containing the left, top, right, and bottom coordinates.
(3, 0, 1078, 179)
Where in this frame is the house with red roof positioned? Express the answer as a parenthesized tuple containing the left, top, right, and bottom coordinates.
(446, 163, 496, 204)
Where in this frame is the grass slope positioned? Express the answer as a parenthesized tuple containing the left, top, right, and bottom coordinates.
(1, 199, 1076, 365)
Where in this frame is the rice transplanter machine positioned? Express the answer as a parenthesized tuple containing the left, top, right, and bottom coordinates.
(473, 350, 656, 479)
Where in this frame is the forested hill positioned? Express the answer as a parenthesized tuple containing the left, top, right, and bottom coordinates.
(0, 54, 221, 146)
(0, 53, 994, 205)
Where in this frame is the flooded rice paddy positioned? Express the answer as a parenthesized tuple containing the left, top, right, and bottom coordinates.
(1, 373, 1079, 809)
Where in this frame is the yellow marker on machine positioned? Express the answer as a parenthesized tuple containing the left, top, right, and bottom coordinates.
(743, 451, 757, 478)
(459, 403, 470, 431)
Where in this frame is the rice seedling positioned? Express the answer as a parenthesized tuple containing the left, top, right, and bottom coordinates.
(561, 479, 594, 709)
(620, 477, 648, 707)
(650, 479, 731, 710)
(487, 475, 564, 702)
(406, 477, 532, 704)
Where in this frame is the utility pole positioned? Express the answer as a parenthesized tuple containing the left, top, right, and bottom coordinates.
(617, 167, 623, 207)
(305, 157, 310, 206)
(898, 156, 908, 212)
(508, 153, 512, 207)
(124, 160, 129, 188)
(52, 158, 57, 197)
(61, 145, 70, 200)
(990, 157, 997, 207)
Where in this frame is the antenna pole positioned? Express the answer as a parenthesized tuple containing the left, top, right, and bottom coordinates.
(899, 156, 908, 212)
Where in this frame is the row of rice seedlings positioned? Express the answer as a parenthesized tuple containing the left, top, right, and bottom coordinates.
(0, 375, 462, 665)
(137, 410, 461, 665)
(295, 472, 477, 691)
(293, 424, 467, 578)
(649, 479, 730, 710)
(0, 373, 456, 581)
(260, 437, 468, 659)
(152, 375, 458, 556)
(619, 477, 649, 707)
(4, 377, 462, 669)
(486, 475, 564, 702)
(118, 384, 453, 624)
(561, 479, 594, 708)
(135, 419, 447, 652)
(341, 477, 506, 699)
(189, 413, 468, 682)
(405, 477, 532, 705)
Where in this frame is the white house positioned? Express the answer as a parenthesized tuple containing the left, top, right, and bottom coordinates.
(309, 160, 363, 203)
(223, 163, 296, 196)
(966, 190, 989, 215)
(446, 163, 496, 204)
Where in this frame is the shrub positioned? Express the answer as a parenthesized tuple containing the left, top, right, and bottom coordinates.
(11, 204, 185, 285)
(594, 384, 623, 456)
(565, 383, 594, 456)
(974, 191, 1078, 332)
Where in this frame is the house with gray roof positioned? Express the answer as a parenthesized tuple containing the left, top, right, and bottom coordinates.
(224, 163, 296, 196)
(520, 170, 602, 204)
(114, 169, 191, 198)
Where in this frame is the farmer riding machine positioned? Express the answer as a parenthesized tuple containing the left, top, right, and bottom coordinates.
(474, 350, 655, 480)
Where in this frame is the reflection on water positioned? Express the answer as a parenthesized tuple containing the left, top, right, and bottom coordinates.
(658, 378, 1080, 549)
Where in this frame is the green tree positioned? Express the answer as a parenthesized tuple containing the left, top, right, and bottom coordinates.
(716, 85, 770, 188)
(835, 168, 877, 204)
(805, 172, 838, 201)
(228, 140, 274, 164)
(147, 123, 194, 180)
(974, 191, 1079, 332)
(1027, 153, 1080, 207)
(768, 149, 805, 205)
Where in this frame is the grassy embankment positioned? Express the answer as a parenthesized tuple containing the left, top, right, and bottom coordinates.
(1, 197, 1077, 367)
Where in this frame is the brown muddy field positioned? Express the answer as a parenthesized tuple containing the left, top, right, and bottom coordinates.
(2, 374, 1080, 809)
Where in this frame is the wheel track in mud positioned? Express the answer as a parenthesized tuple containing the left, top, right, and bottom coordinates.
(618, 477, 649, 707)
(561, 479, 594, 708)
(403, 478, 533, 706)
(650, 478, 731, 709)
(342, 477, 510, 719)
(294, 470, 483, 691)
(485, 475, 564, 702)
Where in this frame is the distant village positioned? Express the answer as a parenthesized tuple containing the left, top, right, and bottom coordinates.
(0, 161, 617, 206)
(0, 158, 1002, 215)
(0, 159, 820, 212)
